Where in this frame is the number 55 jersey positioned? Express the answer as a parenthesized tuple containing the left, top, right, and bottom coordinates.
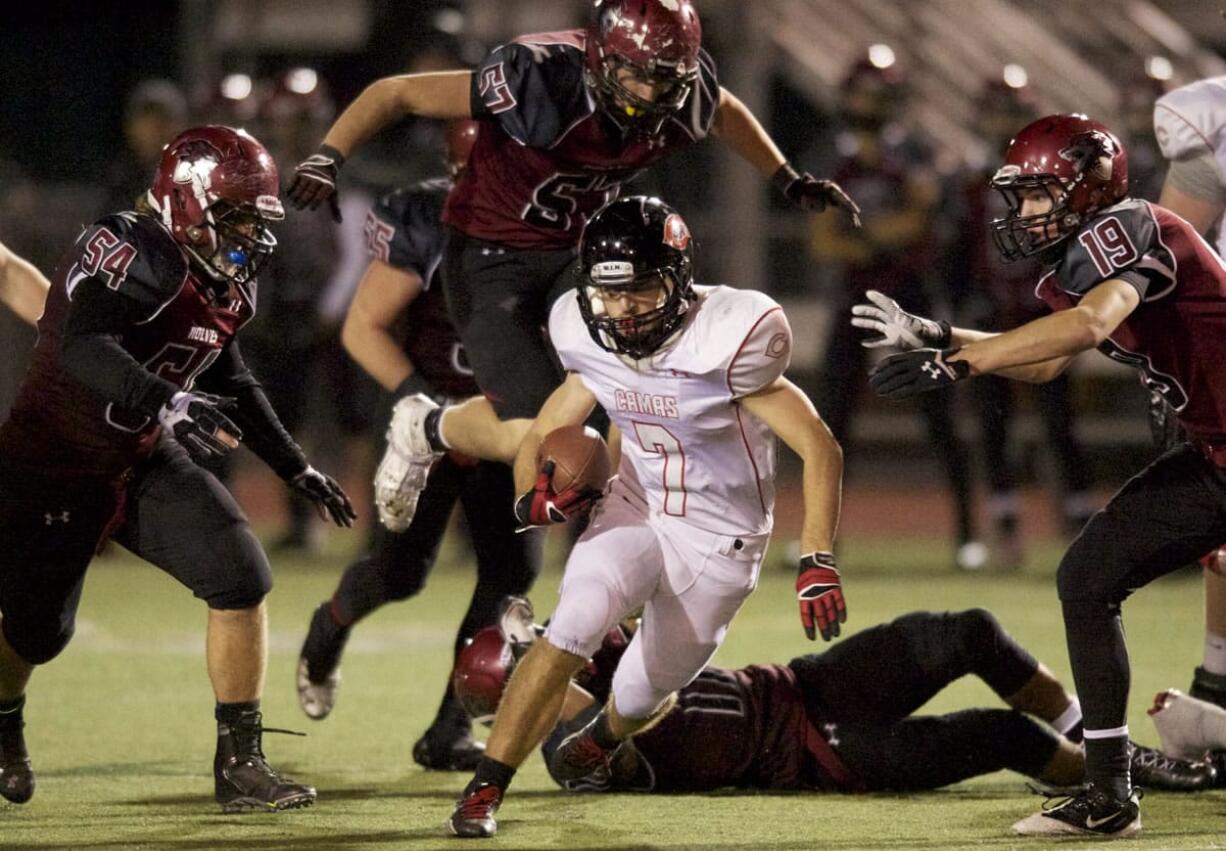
(548, 284, 792, 537)
(1033, 197, 1226, 445)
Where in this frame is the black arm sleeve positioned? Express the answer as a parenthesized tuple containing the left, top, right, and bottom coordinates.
(199, 340, 308, 480)
(61, 278, 179, 417)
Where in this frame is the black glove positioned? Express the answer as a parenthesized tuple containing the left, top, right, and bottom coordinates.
(290, 465, 357, 527)
(157, 391, 242, 463)
(773, 163, 862, 227)
(796, 551, 846, 641)
(868, 348, 970, 400)
(286, 144, 344, 222)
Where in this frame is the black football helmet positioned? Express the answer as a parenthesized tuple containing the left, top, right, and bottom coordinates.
(577, 196, 696, 359)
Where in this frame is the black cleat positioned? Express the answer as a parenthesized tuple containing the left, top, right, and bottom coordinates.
(547, 725, 619, 783)
(413, 724, 485, 772)
(1012, 784, 1141, 838)
(215, 711, 316, 813)
(446, 782, 502, 838)
(296, 602, 349, 720)
(1129, 741, 1217, 791)
(0, 719, 34, 805)
(1189, 666, 1226, 710)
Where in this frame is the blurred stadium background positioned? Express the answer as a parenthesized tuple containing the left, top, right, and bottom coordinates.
(5, 2, 1226, 847)
(5, 0, 1224, 567)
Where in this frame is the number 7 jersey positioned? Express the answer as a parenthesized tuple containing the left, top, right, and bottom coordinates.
(549, 285, 793, 536)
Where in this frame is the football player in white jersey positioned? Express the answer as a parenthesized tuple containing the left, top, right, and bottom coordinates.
(444, 196, 845, 838)
(1153, 77, 1226, 709)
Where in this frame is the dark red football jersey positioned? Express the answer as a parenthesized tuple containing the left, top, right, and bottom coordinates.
(443, 29, 719, 249)
(1034, 199, 1226, 443)
(0, 213, 255, 477)
(363, 179, 479, 399)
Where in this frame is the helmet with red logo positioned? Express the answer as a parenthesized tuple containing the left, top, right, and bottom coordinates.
(452, 626, 517, 724)
(989, 113, 1129, 262)
(585, 0, 702, 135)
(577, 195, 696, 359)
(147, 125, 285, 287)
(445, 119, 479, 177)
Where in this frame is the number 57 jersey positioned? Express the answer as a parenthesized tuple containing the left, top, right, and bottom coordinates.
(549, 285, 792, 537)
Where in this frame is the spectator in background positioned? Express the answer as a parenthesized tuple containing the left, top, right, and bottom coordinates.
(103, 79, 189, 214)
(1153, 75, 1226, 710)
(809, 53, 980, 570)
(939, 75, 1094, 567)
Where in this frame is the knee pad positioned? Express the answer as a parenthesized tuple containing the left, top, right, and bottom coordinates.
(547, 575, 624, 658)
(7, 621, 72, 666)
(953, 608, 1037, 696)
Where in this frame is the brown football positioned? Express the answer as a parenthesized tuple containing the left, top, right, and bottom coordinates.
(536, 425, 612, 495)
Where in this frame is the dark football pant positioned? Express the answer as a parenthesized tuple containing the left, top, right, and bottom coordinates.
(0, 437, 272, 665)
(789, 609, 1060, 790)
(441, 228, 578, 420)
(817, 286, 975, 544)
(329, 455, 543, 721)
(1057, 444, 1226, 799)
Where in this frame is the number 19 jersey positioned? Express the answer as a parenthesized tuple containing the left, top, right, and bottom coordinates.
(548, 285, 792, 537)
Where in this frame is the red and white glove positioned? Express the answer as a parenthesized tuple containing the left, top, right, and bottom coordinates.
(513, 461, 603, 529)
(797, 551, 847, 641)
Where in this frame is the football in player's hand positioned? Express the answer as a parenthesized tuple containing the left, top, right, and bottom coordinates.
(537, 425, 611, 495)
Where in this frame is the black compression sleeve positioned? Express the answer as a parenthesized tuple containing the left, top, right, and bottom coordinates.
(199, 341, 307, 480)
(62, 279, 178, 416)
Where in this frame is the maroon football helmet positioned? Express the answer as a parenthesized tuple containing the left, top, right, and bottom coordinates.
(585, 0, 702, 135)
(147, 125, 285, 287)
(452, 627, 517, 724)
(990, 113, 1129, 262)
(445, 119, 479, 177)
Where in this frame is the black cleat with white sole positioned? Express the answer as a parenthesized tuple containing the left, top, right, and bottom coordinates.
(1129, 741, 1217, 791)
(0, 716, 34, 804)
(215, 711, 316, 813)
(1012, 784, 1141, 838)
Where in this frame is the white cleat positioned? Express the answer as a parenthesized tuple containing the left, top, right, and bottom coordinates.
(374, 394, 444, 532)
(1149, 688, 1226, 759)
(296, 657, 341, 720)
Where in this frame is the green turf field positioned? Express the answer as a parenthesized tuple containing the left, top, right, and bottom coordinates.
(3, 531, 1224, 850)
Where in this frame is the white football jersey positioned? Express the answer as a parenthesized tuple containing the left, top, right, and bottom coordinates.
(549, 285, 792, 536)
(1154, 76, 1226, 253)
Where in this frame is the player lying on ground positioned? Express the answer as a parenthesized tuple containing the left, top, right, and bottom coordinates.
(453, 602, 1216, 796)
(0, 239, 49, 326)
(0, 127, 355, 812)
(296, 120, 543, 771)
(856, 113, 1226, 838)
(443, 196, 845, 838)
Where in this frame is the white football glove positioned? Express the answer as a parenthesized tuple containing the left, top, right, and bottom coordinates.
(850, 289, 951, 350)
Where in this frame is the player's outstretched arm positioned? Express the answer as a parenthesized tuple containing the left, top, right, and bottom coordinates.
(713, 87, 861, 225)
(742, 378, 847, 641)
(341, 258, 429, 394)
(0, 240, 49, 327)
(286, 71, 472, 220)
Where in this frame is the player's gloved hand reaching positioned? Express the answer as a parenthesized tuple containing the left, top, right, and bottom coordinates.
(286, 144, 345, 222)
(513, 461, 603, 529)
(869, 348, 970, 400)
(773, 163, 862, 227)
(290, 465, 357, 527)
(851, 290, 951, 350)
(158, 391, 242, 463)
(797, 551, 846, 641)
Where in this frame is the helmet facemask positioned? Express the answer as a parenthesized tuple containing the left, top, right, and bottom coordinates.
(578, 262, 694, 360)
(586, 50, 695, 137)
(185, 201, 280, 289)
(989, 173, 1077, 262)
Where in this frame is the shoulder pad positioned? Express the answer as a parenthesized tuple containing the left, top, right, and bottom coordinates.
(470, 36, 589, 147)
(547, 291, 590, 371)
(1057, 200, 1174, 299)
(366, 180, 449, 277)
(69, 213, 187, 313)
(696, 288, 790, 397)
(1154, 77, 1226, 160)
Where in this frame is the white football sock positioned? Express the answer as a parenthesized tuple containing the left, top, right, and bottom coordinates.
(1051, 697, 1082, 736)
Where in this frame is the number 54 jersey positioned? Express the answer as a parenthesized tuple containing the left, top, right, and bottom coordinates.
(548, 285, 792, 537)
